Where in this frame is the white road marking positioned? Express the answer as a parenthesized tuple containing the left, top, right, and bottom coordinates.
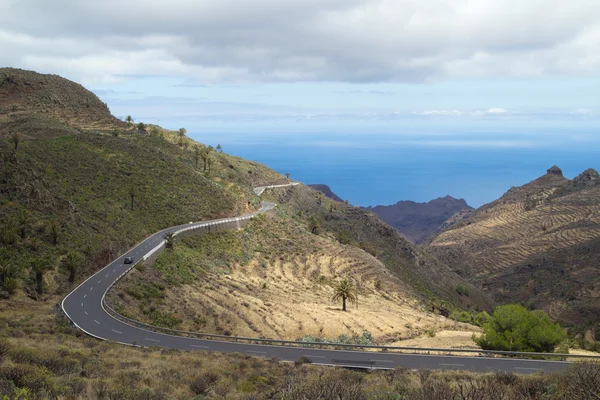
(371, 359, 394, 363)
(84, 311, 88, 315)
(98, 280, 101, 284)
(514, 367, 543, 371)
(105, 274, 109, 278)
(81, 303, 83, 307)
(112, 329, 122, 334)
(190, 345, 209, 349)
(145, 338, 160, 342)
(439, 363, 465, 367)
(94, 320, 100, 324)
(84, 294, 87, 299)
(90, 287, 94, 291)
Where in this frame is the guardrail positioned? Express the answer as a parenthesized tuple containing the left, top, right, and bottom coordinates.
(101, 297, 600, 360)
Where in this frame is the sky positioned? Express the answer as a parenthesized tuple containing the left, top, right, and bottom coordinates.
(2, 1, 600, 205)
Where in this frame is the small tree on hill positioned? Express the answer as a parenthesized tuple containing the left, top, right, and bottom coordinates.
(137, 122, 146, 133)
(125, 115, 133, 126)
(193, 145, 201, 169)
(15, 208, 31, 239)
(0, 260, 21, 295)
(11, 132, 20, 153)
(178, 128, 186, 138)
(49, 220, 60, 245)
(164, 233, 175, 250)
(473, 304, 566, 352)
(332, 278, 357, 312)
(63, 251, 83, 283)
(307, 216, 321, 234)
(129, 187, 136, 211)
(216, 144, 222, 153)
(286, 172, 290, 180)
(30, 257, 53, 294)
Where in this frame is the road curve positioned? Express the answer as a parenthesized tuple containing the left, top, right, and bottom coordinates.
(62, 182, 570, 374)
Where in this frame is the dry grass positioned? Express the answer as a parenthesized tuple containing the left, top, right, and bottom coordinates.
(112, 211, 479, 344)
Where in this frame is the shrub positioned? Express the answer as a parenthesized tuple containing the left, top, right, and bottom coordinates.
(455, 284, 470, 297)
(0, 364, 56, 396)
(472, 311, 491, 327)
(0, 338, 10, 361)
(189, 372, 219, 395)
(450, 310, 472, 324)
(473, 304, 566, 352)
(561, 362, 600, 399)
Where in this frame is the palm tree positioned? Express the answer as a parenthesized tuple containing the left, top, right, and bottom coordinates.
(49, 220, 60, 245)
(216, 144, 222, 153)
(15, 209, 31, 239)
(307, 216, 321, 234)
(0, 260, 21, 295)
(193, 145, 201, 169)
(178, 128, 186, 138)
(0, 220, 18, 245)
(286, 172, 290, 181)
(331, 278, 357, 312)
(200, 147, 210, 171)
(125, 115, 133, 126)
(11, 132, 20, 153)
(30, 257, 53, 294)
(64, 251, 82, 283)
(164, 232, 175, 250)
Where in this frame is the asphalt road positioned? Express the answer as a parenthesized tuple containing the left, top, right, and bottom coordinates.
(62, 183, 571, 374)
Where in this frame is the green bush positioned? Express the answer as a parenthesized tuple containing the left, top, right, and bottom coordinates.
(472, 311, 491, 327)
(449, 310, 472, 324)
(473, 304, 566, 352)
(455, 284, 470, 297)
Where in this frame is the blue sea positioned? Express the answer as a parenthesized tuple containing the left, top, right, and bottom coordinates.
(187, 124, 599, 208)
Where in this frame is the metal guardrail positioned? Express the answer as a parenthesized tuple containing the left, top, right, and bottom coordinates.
(97, 182, 600, 361)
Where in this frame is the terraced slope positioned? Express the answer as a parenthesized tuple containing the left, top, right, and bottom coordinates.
(109, 200, 478, 343)
(428, 166, 600, 324)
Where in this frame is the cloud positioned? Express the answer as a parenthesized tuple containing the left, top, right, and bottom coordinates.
(1, 1, 600, 83)
(336, 90, 396, 96)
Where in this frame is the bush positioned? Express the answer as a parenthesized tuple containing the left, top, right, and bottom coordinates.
(473, 304, 566, 352)
(0, 364, 57, 396)
(455, 284, 470, 297)
(449, 310, 472, 324)
(561, 362, 600, 399)
(189, 372, 219, 395)
(472, 311, 491, 327)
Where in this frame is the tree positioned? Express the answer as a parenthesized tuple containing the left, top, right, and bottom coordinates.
(11, 132, 20, 153)
(0, 260, 21, 295)
(30, 257, 53, 294)
(307, 216, 321, 234)
(164, 233, 175, 250)
(15, 208, 31, 239)
(332, 278, 357, 312)
(129, 187, 135, 211)
(216, 144, 222, 153)
(473, 304, 566, 352)
(125, 115, 133, 126)
(136, 122, 146, 133)
(0, 220, 18, 245)
(200, 147, 213, 171)
(63, 251, 83, 283)
(178, 128, 186, 138)
(49, 221, 60, 245)
(286, 172, 290, 180)
(193, 145, 201, 169)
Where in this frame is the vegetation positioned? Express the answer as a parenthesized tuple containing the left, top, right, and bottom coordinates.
(331, 278, 357, 311)
(29, 257, 53, 294)
(164, 232, 175, 250)
(474, 304, 566, 352)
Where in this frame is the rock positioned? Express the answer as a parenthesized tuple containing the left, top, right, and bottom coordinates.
(546, 166, 563, 176)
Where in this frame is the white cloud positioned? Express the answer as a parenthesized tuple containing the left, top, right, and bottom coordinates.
(1, 1, 600, 83)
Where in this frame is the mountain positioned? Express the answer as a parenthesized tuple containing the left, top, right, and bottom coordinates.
(308, 184, 344, 202)
(0, 68, 490, 345)
(364, 196, 473, 244)
(428, 166, 600, 325)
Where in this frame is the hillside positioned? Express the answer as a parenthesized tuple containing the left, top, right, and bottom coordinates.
(0, 68, 283, 300)
(308, 184, 344, 202)
(428, 166, 600, 325)
(0, 68, 490, 343)
(364, 196, 473, 243)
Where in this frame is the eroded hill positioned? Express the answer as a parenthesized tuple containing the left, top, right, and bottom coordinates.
(428, 166, 600, 325)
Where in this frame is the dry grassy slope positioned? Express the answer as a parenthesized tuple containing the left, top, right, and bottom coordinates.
(428, 166, 600, 324)
(0, 68, 284, 299)
(110, 195, 478, 344)
(264, 185, 494, 312)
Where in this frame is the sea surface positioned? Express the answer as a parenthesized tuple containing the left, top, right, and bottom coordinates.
(189, 127, 600, 208)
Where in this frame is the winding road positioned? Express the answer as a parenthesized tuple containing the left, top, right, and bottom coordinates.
(62, 183, 571, 374)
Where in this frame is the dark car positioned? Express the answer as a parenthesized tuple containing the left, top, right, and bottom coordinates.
(124, 256, 134, 264)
